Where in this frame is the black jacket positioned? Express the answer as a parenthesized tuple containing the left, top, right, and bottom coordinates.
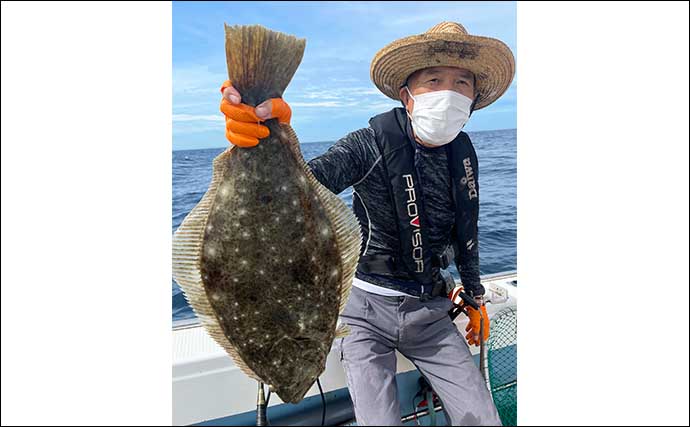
(306, 109, 482, 296)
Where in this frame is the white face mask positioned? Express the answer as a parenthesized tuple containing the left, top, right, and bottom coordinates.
(405, 87, 473, 146)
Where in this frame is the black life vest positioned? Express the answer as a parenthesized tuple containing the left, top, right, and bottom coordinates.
(363, 107, 479, 294)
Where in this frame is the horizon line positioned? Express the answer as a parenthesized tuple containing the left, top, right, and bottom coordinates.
(173, 127, 517, 152)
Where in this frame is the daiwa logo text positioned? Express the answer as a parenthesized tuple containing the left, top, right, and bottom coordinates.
(462, 158, 478, 200)
(403, 174, 424, 273)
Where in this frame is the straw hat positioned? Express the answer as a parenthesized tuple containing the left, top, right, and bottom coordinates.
(370, 21, 515, 110)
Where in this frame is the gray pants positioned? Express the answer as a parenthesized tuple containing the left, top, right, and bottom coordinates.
(338, 286, 502, 426)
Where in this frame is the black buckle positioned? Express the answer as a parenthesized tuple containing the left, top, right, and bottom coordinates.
(432, 252, 451, 270)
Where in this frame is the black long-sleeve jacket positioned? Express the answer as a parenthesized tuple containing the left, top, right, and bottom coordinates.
(306, 111, 482, 296)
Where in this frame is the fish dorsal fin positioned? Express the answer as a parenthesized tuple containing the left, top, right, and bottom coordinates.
(172, 147, 262, 382)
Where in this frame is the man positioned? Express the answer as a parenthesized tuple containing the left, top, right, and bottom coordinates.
(220, 21, 514, 426)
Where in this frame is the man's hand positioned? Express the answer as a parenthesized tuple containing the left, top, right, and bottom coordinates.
(465, 304, 490, 346)
(220, 80, 292, 147)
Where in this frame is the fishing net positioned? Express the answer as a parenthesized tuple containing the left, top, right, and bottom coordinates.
(487, 306, 517, 426)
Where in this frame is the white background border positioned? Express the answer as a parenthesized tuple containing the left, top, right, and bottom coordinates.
(1, 2, 172, 425)
(518, 2, 688, 425)
(1, 2, 688, 425)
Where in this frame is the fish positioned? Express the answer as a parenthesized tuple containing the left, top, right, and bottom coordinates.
(172, 24, 362, 404)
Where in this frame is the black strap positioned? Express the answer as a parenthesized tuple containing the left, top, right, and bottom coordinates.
(358, 250, 452, 276)
(356, 254, 400, 275)
(369, 109, 434, 286)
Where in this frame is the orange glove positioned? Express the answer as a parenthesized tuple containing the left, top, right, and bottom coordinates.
(465, 304, 490, 346)
(220, 80, 292, 148)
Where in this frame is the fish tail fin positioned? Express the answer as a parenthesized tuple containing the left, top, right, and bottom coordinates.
(224, 24, 306, 106)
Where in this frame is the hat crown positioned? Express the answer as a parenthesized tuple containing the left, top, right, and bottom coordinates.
(425, 21, 468, 36)
(371, 20, 515, 110)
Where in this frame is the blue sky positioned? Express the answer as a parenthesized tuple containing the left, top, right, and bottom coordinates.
(173, 1, 516, 150)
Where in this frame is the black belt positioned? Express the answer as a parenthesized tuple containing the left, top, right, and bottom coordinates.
(356, 254, 401, 275)
(357, 251, 452, 276)
(357, 251, 455, 301)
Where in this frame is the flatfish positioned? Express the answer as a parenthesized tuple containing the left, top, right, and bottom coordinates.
(172, 24, 362, 404)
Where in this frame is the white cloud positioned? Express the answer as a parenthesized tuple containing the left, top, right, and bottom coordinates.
(299, 91, 342, 100)
(349, 88, 382, 96)
(173, 121, 224, 136)
(295, 85, 379, 99)
(479, 106, 516, 115)
(291, 86, 391, 108)
(363, 101, 402, 111)
(173, 114, 223, 122)
(328, 76, 360, 83)
(291, 101, 349, 108)
(173, 64, 226, 97)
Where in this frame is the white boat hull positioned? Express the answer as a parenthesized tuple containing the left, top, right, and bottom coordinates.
(172, 271, 517, 425)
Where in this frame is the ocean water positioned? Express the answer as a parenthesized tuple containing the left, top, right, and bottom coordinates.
(172, 129, 516, 321)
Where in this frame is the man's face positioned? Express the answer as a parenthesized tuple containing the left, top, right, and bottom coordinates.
(399, 66, 475, 114)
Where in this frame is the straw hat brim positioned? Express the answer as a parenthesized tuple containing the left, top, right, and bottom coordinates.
(371, 33, 515, 110)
